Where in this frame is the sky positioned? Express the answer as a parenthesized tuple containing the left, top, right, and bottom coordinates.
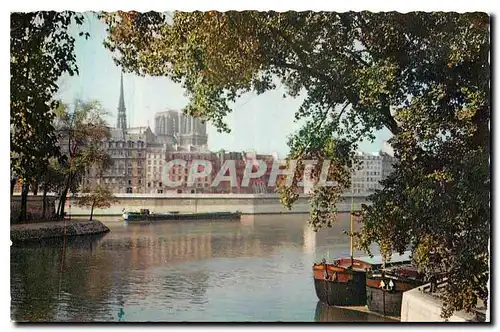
(56, 13, 392, 157)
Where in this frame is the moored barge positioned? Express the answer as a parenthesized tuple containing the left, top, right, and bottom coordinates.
(313, 251, 413, 307)
(123, 209, 241, 222)
(366, 265, 424, 317)
(312, 192, 414, 307)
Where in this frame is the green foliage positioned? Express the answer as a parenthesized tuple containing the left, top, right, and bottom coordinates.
(77, 184, 118, 220)
(11, 11, 86, 180)
(53, 99, 112, 217)
(40, 157, 67, 193)
(103, 11, 490, 318)
(78, 184, 117, 209)
(10, 11, 89, 221)
(54, 100, 111, 171)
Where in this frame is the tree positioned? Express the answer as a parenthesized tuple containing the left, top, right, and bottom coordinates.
(77, 185, 118, 221)
(39, 157, 67, 219)
(10, 11, 89, 222)
(53, 99, 111, 218)
(103, 11, 490, 318)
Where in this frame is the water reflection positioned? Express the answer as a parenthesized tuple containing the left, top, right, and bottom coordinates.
(314, 301, 397, 322)
(11, 213, 380, 322)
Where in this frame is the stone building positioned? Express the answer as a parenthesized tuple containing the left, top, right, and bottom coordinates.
(165, 147, 217, 193)
(97, 127, 155, 194)
(350, 151, 396, 194)
(84, 75, 213, 194)
(154, 109, 208, 149)
(145, 143, 167, 193)
(85, 74, 158, 194)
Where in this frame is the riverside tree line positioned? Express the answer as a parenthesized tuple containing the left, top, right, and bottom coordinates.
(11, 12, 116, 223)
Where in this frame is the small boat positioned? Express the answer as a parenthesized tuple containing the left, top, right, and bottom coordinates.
(122, 209, 241, 222)
(366, 265, 424, 317)
(313, 257, 371, 306)
(312, 192, 412, 307)
(312, 194, 370, 306)
(313, 251, 413, 307)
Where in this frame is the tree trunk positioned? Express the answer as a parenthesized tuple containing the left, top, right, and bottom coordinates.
(18, 183, 29, 223)
(58, 171, 74, 218)
(42, 184, 48, 220)
(56, 190, 64, 217)
(56, 194, 61, 217)
(32, 181, 38, 196)
(90, 201, 95, 221)
(11, 178, 16, 195)
(58, 188, 68, 218)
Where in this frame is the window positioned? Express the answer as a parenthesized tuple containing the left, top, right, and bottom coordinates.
(159, 182, 162, 187)
(126, 187, 133, 193)
(157, 189, 163, 194)
(139, 179, 142, 185)
(148, 182, 151, 188)
(128, 180, 132, 185)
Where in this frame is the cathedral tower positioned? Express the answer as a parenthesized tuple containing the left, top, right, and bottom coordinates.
(116, 72, 127, 131)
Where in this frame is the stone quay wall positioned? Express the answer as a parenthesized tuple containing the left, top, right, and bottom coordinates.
(63, 193, 370, 216)
(400, 283, 484, 322)
(10, 195, 57, 224)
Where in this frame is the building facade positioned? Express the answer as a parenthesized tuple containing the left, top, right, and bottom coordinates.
(154, 109, 208, 149)
(350, 151, 396, 194)
(94, 127, 152, 194)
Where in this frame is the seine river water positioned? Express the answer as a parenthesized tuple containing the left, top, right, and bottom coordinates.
(11, 214, 394, 322)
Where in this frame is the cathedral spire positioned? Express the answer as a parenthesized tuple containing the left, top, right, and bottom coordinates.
(117, 72, 127, 130)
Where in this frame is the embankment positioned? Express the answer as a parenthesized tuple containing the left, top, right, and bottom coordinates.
(63, 193, 370, 216)
(11, 219, 110, 244)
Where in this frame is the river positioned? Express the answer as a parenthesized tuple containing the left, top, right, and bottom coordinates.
(11, 213, 394, 322)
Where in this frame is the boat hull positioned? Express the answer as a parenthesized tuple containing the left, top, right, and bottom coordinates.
(313, 265, 367, 306)
(124, 211, 241, 222)
(366, 274, 423, 317)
